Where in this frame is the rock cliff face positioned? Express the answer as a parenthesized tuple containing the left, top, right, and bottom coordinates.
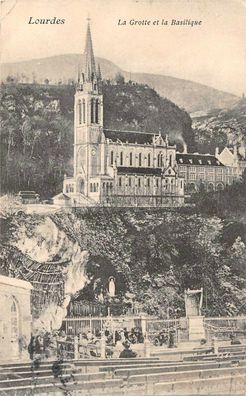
(0, 206, 245, 332)
(1, 213, 89, 332)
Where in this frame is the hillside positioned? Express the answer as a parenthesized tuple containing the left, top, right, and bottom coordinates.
(0, 207, 245, 331)
(0, 81, 193, 197)
(193, 98, 246, 154)
(1, 54, 239, 112)
(103, 83, 193, 146)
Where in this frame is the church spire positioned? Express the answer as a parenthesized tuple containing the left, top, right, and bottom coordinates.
(97, 63, 102, 80)
(84, 20, 96, 82)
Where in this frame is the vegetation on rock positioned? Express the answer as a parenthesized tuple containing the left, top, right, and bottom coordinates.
(0, 208, 245, 319)
(193, 98, 246, 154)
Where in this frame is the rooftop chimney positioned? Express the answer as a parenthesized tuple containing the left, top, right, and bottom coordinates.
(183, 142, 187, 154)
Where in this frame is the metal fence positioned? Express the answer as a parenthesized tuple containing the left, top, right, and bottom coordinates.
(62, 315, 188, 345)
(63, 315, 144, 336)
(62, 315, 246, 344)
(204, 316, 246, 342)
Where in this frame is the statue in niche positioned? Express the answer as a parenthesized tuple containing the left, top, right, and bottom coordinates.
(108, 277, 116, 297)
(184, 288, 203, 317)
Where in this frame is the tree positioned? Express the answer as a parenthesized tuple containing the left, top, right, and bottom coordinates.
(6, 75, 16, 84)
(115, 73, 125, 85)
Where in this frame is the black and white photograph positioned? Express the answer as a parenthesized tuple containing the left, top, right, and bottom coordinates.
(0, 0, 246, 394)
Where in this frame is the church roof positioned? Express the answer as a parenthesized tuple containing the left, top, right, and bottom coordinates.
(117, 166, 162, 175)
(104, 129, 159, 145)
(176, 153, 224, 166)
(83, 22, 96, 81)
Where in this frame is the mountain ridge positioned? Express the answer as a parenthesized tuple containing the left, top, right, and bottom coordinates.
(1, 54, 239, 113)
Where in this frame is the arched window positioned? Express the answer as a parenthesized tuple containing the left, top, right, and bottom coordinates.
(189, 182, 196, 192)
(120, 152, 123, 166)
(119, 177, 122, 187)
(156, 179, 159, 187)
(91, 99, 94, 123)
(10, 299, 19, 341)
(169, 154, 173, 167)
(165, 179, 168, 191)
(138, 178, 141, 187)
(78, 100, 82, 124)
(129, 152, 133, 166)
(129, 177, 132, 187)
(139, 153, 142, 167)
(171, 179, 175, 192)
(147, 178, 150, 187)
(148, 153, 151, 167)
(82, 99, 85, 123)
(95, 99, 99, 123)
(157, 153, 163, 168)
(216, 183, 223, 191)
(110, 151, 114, 165)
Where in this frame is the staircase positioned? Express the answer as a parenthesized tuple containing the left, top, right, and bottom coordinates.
(69, 193, 97, 207)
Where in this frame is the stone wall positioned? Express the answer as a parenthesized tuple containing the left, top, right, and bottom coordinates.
(0, 276, 32, 361)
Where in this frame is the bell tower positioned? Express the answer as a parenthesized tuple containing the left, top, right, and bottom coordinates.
(74, 20, 103, 196)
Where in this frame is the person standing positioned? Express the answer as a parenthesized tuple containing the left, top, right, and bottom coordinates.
(28, 335, 35, 360)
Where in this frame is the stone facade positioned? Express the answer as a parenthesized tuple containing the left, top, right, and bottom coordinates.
(0, 275, 33, 361)
(58, 22, 242, 207)
(61, 23, 184, 207)
(176, 152, 229, 193)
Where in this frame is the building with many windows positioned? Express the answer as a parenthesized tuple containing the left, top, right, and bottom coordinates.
(53, 22, 242, 207)
(56, 22, 184, 207)
(176, 141, 245, 193)
(176, 152, 227, 193)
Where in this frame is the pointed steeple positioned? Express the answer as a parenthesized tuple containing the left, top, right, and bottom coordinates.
(97, 63, 102, 80)
(84, 20, 96, 82)
(77, 65, 80, 84)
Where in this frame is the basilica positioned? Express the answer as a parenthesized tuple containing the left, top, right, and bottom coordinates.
(52, 22, 245, 208)
(58, 22, 184, 207)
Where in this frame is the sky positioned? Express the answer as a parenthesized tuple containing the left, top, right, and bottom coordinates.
(0, 0, 246, 95)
